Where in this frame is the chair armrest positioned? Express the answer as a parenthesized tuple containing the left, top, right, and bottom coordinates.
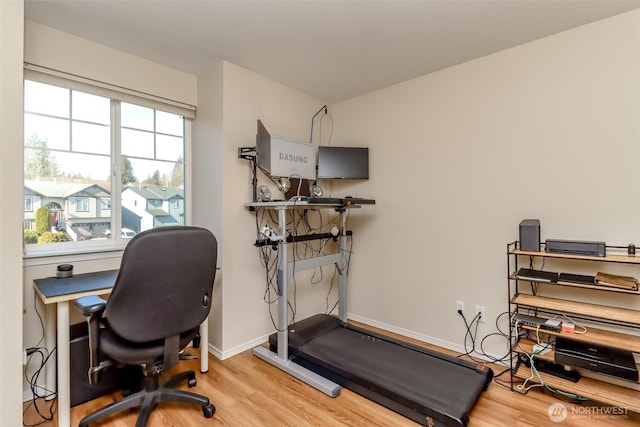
(74, 295, 107, 317)
(73, 295, 111, 384)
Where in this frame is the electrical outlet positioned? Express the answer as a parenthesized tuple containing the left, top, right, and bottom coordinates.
(475, 305, 486, 323)
(456, 300, 465, 314)
(23, 349, 27, 365)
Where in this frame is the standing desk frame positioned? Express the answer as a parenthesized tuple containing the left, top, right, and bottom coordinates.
(248, 201, 360, 397)
(33, 270, 210, 427)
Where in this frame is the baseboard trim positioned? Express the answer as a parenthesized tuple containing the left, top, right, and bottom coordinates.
(22, 385, 53, 403)
(346, 313, 506, 365)
(207, 333, 270, 361)
(207, 314, 507, 365)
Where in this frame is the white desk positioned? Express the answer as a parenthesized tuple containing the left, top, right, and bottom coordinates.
(33, 270, 209, 427)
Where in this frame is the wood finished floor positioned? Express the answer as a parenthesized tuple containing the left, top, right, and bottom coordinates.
(23, 342, 640, 427)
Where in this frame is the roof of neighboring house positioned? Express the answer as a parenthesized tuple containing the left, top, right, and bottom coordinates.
(123, 185, 184, 201)
(24, 180, 110, 198)
(146, 208, 173, 217)
(145, 209, 180, 225)
(155, 215, 180, 225)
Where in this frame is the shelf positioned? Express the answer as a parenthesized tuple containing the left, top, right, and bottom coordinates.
(515, 338, 640, 375)
(516, 325, 640, 353)
(514, 338, 555, 362)
(511, 248, 640, 264)
(512, 293, 640, 327)
(514, 365, 640, 413)
(509, 272, 640, 295)
(509, 240, 640, 411)
(246, 199, 374, 210)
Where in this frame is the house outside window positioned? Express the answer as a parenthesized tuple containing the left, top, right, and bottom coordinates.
(23, 73, 191, 253)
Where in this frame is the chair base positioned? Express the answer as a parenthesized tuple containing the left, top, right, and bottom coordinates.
(78, 370, 215, 427)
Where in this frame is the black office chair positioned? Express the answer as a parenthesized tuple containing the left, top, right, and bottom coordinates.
(74, 226, 218, 427)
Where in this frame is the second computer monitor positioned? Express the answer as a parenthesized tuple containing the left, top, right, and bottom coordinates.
(317, 146, 369, 180)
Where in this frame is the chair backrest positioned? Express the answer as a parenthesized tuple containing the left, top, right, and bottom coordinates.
(105, 226, 218, 343)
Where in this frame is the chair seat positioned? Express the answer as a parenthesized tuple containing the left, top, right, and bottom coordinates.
(100, 327, 198, 366)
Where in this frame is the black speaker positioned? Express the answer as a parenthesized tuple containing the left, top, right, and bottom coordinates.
(519, 219, 540, 252)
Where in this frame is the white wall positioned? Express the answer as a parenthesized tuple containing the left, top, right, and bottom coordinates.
(24, 21, 197, 106)
(193, 61, 224, 351)
(215, 61, 332, 355)
(330, 9, 640, 357)
(0, 1, 25, 424)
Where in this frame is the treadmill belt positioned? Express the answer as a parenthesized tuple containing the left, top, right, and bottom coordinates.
(302, 328, 482, 414)
(272, 314, 493, 427)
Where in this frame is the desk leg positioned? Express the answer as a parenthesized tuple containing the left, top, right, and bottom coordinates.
(44, 303, 56, 400)
(200, 317, 208, 372)
(57, 301, 71, 427)
(252, 207, 340, 398)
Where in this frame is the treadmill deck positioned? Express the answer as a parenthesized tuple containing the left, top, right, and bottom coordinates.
(269, 314, 493, 427)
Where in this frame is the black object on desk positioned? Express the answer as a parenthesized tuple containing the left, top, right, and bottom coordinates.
(310, 197, 376, 206)
(56, 264, 74, 279)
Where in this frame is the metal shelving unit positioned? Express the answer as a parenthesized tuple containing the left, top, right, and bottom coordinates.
(507, 241, 640, 411)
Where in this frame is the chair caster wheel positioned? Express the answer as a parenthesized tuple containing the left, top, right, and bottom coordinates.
(203, 403, 216, 418)
(188, 377, 197, 387)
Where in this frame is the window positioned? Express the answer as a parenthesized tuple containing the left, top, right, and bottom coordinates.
(23, 76, 190, 253)
(147, 199, 162, 209)
(75, 198, 89, 212)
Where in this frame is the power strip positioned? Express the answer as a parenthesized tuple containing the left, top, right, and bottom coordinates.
(512, 313, 562, 332)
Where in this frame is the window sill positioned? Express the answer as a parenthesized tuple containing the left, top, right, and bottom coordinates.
(23, 246, 125, 267)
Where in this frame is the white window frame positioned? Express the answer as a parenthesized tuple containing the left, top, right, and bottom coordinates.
(24, 197, 33, 212)
(23, 67, 194, 259)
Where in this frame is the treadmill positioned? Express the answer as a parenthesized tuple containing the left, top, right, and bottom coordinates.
(268, 314, 493, 427)
(249, 200, 492, 427)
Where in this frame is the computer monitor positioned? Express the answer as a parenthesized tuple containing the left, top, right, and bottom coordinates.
(255, 120, 316, 180)
(317, 146, 369, 179)
(256, 120, 271, 175)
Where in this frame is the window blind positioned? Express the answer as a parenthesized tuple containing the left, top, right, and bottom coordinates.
(24, 63, 196, 119)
